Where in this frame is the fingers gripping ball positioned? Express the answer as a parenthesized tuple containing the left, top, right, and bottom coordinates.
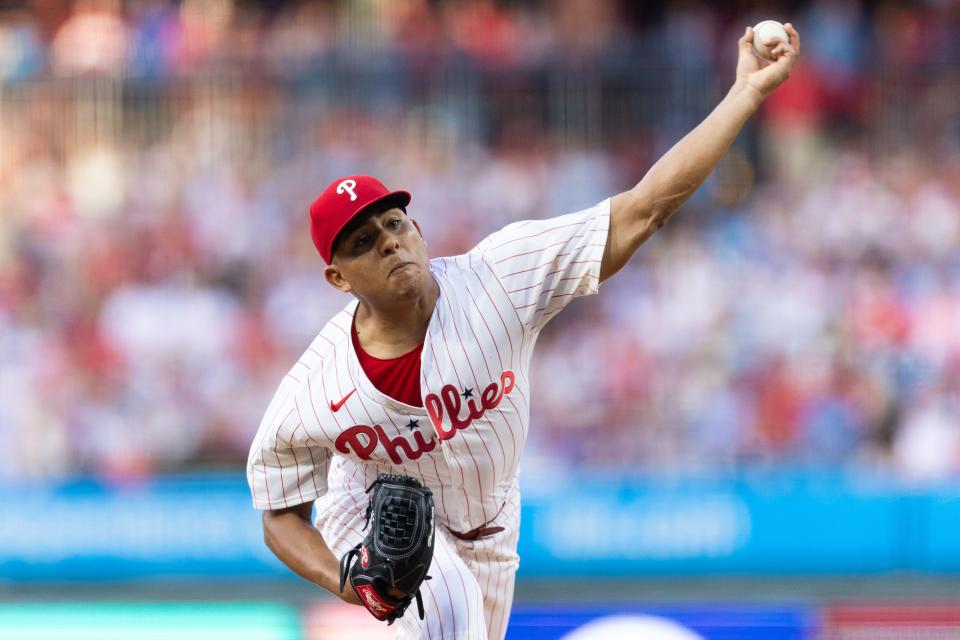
(752, 20, 788, 60)
(340, 474, 436, 624)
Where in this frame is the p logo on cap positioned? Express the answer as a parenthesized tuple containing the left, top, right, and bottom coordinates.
(309, 175, 412, 263)
(336, 179, 358, 201)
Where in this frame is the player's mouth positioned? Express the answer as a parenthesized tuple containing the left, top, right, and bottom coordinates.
(389, 261, 414, 275)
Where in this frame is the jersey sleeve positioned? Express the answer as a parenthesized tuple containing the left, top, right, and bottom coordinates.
(476, 198, 610, 332)
(246, 377, 331, 510)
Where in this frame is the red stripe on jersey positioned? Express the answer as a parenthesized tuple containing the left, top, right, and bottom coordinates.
(483, 249, 537, 392)
(291, 421, 320, 495)
(436, 541, 459, 635)
(418, 361, 451, 517)
(249, 386, 295, 507)
(468, 257, 532, 420)
(320, 365, 365, 519)
(499, 252, 576, 278)
(427, 578, 445, 638)
(439, 262, 509, 471)
(486, 220, 582, 250)
(305, 376, 336, 442)
(506, 262, 597, 292)
(432, 282, 490, 522)
(427, 337, 475, 523)
(286, 423, 306, 503)
(492, 234, 585, 264)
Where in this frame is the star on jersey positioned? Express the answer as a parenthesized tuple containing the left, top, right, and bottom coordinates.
(461, 387, 474, 399)
(405, 419, 420, 429)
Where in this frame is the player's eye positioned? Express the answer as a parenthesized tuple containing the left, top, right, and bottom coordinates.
(354, 234, 369, 247)
(387, 218, 401, 228)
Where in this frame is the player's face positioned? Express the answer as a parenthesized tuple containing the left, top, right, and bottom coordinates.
(325, 207, 431, 303)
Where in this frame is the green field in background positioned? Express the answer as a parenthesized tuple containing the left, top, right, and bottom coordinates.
(0, 603, 301, 640)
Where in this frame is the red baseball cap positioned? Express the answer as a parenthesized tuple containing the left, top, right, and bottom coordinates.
(309, 175, 412, 263)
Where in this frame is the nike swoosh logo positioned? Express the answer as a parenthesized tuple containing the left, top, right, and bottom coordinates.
(330, 389, 356, 412)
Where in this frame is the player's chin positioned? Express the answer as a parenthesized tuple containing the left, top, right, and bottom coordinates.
(386, 267, 425, 296)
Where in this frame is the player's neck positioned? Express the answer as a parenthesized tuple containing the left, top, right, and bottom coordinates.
(354, 277, 439, 357)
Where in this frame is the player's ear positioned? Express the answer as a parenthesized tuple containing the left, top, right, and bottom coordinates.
(410, 219, 428, 249)
(324, 263, 353, 294)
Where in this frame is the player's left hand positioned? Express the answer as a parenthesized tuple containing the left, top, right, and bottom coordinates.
(735, 23, 800, 98)
(340, 474, 435, 625)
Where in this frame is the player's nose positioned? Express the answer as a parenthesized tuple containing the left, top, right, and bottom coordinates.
(377, 234, 400, 256)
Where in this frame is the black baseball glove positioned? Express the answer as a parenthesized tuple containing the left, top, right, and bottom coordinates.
(339, 473, 435, 624)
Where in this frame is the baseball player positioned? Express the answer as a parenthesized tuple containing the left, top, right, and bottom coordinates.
(247, 25, 799, 640)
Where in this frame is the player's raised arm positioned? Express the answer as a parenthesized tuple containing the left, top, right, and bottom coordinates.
(600, 22, 800, 282)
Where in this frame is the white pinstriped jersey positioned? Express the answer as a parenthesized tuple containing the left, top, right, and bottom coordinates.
(247, 198, 610, 533)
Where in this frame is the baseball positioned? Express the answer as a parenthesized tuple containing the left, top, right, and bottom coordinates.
(752, 20, 788, 60)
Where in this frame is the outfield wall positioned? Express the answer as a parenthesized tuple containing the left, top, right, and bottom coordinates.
(2, 473, 959, 581)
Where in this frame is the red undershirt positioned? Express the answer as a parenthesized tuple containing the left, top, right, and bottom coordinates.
(352, 322, 424, 408)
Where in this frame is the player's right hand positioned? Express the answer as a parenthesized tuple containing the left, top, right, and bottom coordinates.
(735, 23, 800, 98)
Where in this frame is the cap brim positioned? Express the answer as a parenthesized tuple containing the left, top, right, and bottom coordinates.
(328, 189, 412, 260)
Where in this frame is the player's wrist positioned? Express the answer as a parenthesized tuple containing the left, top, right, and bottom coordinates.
(336, 580, 363, 605)
(728, 79, 766, 111)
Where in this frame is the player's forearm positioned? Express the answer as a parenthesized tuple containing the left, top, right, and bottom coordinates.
(262, 508, 343, 595)
(619, 80, 763, 238)
(643, 80, 761, 208)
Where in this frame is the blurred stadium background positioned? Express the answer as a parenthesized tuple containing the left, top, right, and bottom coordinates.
(1, 0, 960, 638)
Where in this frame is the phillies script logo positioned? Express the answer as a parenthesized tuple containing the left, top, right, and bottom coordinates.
(335, 370, 515, 464)
(355, 584, 394, 618)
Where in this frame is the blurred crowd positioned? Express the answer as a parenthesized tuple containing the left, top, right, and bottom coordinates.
(1, 0, 959, 483)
